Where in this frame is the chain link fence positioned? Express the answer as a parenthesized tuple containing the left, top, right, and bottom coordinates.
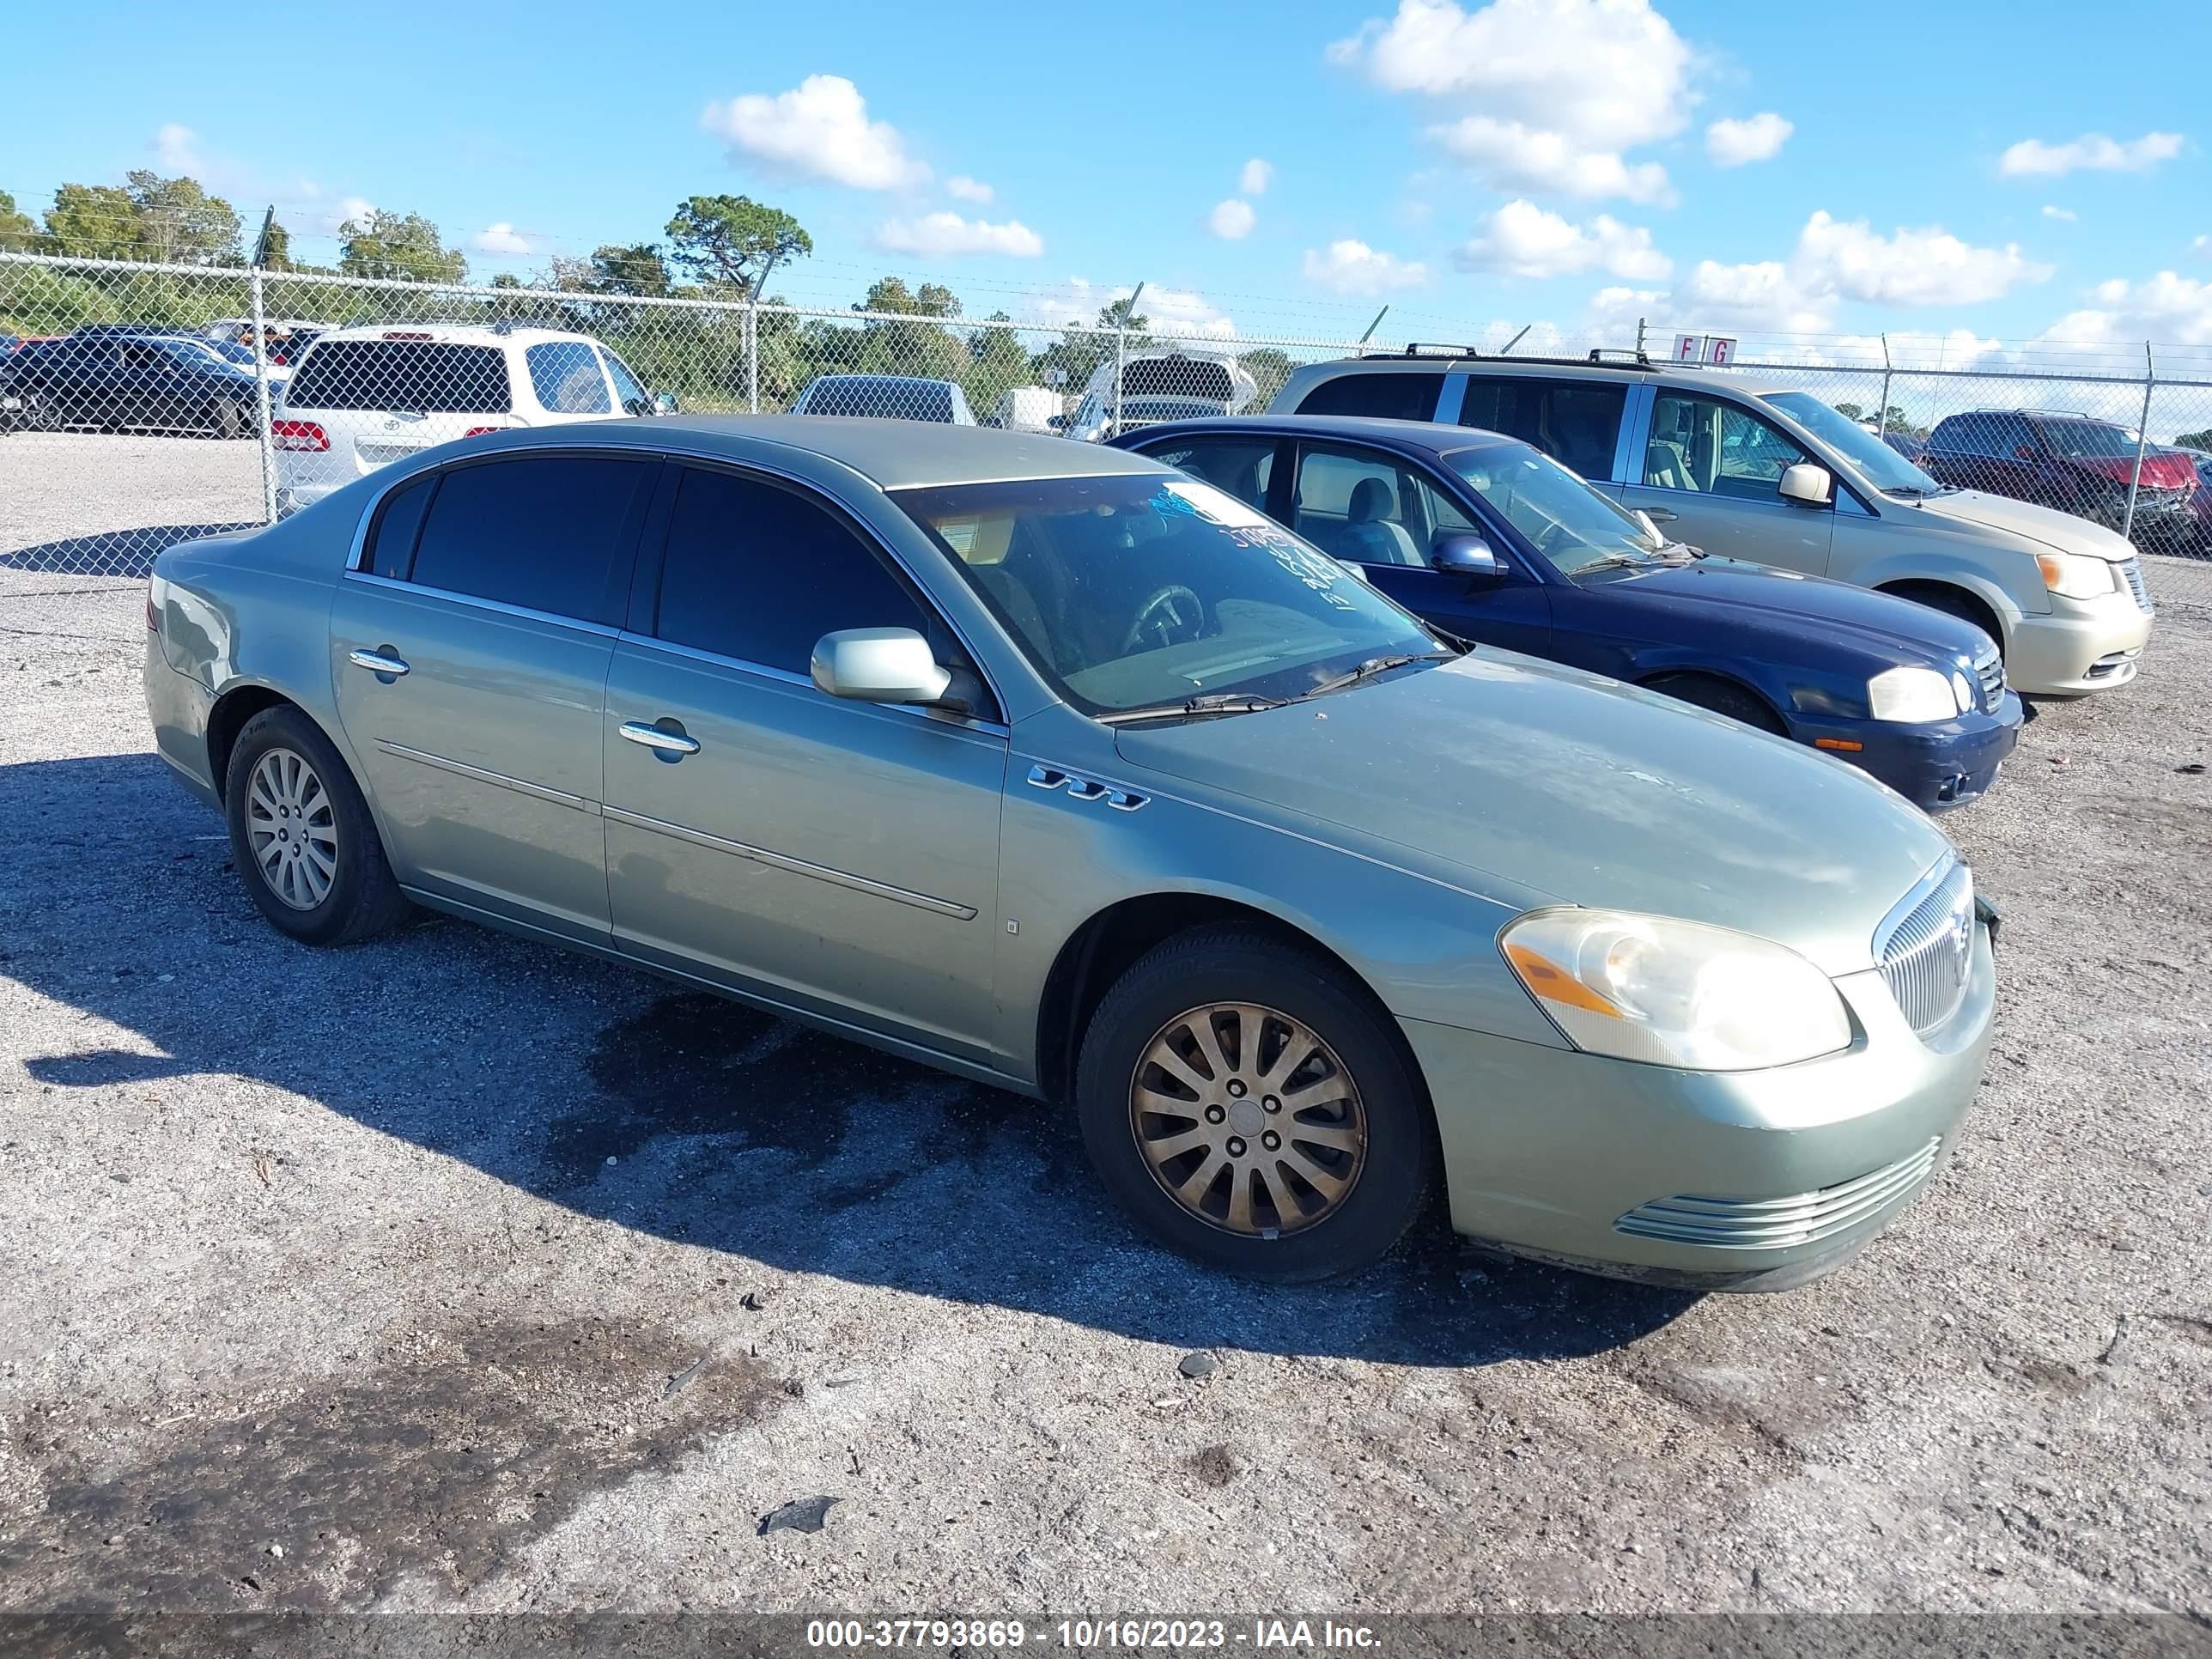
(4, 251, 2209, 608)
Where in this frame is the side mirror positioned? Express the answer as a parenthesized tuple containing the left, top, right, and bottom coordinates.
(811, 628, 954, 707)
(1778, 463, 1833, 507)
(1431, 532, 1504, 578)
(1046, 414, 1066, 430)
(2011, 442, 2034, 460)
(653, 391, 680, 416)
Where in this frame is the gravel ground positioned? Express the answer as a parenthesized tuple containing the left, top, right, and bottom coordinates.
(0, 433, 264, 576)
(0, 485, 2209, 1619)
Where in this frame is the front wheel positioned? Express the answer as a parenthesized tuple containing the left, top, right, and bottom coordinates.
(1075, 927, 1435, 1280)
(1644, 673, 1785, 734)
(224, 705, 410, 945)
(210, 398, 246, 439)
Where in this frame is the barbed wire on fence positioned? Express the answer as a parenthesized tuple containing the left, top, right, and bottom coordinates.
(3, 249, 2207, 609)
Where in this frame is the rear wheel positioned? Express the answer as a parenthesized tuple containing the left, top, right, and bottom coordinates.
(1644, 673, 1785, 734)
(209, 398, 246, 439)
(224, 705, 410, 946)
(1074, 927, 1434, 1281)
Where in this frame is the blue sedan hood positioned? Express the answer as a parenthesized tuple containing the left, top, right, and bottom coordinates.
(1114, 650, 1955, 976)
(1590, 557, 1993, 665)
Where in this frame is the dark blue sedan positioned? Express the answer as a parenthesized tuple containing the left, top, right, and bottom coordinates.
(1114, 416, 2023, 811)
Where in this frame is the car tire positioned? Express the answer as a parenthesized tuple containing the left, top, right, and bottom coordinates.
(1645, 674, 1785, 734)
(209, 398, 246, 440)
(1074, 927, 1434, 1281)
(224, 705, 410, 946)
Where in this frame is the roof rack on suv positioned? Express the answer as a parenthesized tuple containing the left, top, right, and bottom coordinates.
(1393, 344, 1669, 371)
(1955, 405, 2100, 422)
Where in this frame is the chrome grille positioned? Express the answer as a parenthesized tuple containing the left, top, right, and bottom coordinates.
(2118, 556, 2153, 614)
(1972, 647, 2005, 713)
(1875, 860, 1975, 1036)
(1615, 1138, 1943, 1249)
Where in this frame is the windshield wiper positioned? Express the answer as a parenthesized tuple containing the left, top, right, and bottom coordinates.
(1096, 691, 1288, 726)
(1295, 651, 1455, 701)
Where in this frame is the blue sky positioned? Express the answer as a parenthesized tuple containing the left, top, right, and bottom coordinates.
(4, 0, 2208, 361)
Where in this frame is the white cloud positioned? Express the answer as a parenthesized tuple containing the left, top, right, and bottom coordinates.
(1302, 239, 1431, 295)
(945, 175, 994, 204)
(702, 75, 928, 191)
(1594, 211, 2052, 334)
(1337, 0, 1692, 204)
(1239, 157, 1274, 196)
(1430, 116, 1675, 204)
(1456, 200, 1670, 280)
(2193, 234, 2209, 256)
(1207, 199, 1256, 240)
(1999, 131, 2183, 178)
(1139, 284, 1237, 337)
(2042, 205, 2078, 222)
(1705, 112, 1792, 167)
(1797, 210, 2050, 307)
(154, 123, 202, 173)
(337, 197, 377, 229)
(471, 222, 532, 256)
(2034, 272, 2212, 347)
(872, 212, 1042, 258)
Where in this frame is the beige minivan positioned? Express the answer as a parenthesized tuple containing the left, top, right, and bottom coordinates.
(1269, 353, 2155, 696)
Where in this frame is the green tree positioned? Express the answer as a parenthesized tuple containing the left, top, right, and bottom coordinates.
(557, 242, 674, 298)
(1833, 401, 1864, 421)
(0, 190, 36, 252)
(1238, 348, 1296, 407)
(339, 210, 467, 283)
(123, 172, 243, 264)
(854, 276, 965, 380)
(963, 309, 1036, 414)
(665, 195, 810, 296)
(2174, 428, 2212, 451)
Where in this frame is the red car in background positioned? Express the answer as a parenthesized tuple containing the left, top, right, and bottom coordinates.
(1921, 407, 2200, 552)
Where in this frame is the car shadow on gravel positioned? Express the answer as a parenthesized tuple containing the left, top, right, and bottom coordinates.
(0, 522, 258, 577)
(4, 751, 1695, 1370)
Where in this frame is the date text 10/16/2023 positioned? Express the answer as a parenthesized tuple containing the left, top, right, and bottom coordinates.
(805, 1619, 1382, 1650)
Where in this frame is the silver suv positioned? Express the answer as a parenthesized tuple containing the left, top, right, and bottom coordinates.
(1270, 351, 2156, 696)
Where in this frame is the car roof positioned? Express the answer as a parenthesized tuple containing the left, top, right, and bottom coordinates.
(1282, 353, 1805, 401)
(304, 323, 596, 347)
(508, 414, 1169, 491)
(1118, 413, 1522, 459)
(808, 374, 958, 389)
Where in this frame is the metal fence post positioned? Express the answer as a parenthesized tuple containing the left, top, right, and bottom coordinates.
(744, 298, 758, 413)
(1112, 325, 1126, 434)
(2122, 342, 2154, 543)
(1876, 335, 1893, 440)
(247, 263, 278, 524)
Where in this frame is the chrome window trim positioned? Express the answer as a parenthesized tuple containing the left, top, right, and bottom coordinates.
(603, 804, 977, 920)
(340, 568, 621, 637)
(615, 630, 1012, 739)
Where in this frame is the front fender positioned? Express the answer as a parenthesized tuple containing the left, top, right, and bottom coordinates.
(992, 750, 1570, 1080)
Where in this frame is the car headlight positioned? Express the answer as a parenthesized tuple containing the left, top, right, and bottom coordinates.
(1867, 665, 1966, 723)
(1500, 909, 1852, 1072)
(2038, 551, 2118, 599)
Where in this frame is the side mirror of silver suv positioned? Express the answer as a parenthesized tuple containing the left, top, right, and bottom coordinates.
(1779, 463, 1834, 507)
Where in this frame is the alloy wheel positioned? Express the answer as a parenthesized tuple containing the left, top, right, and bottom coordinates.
(1129, 1001, 1367, 1237)
(245, 745, 338, 910)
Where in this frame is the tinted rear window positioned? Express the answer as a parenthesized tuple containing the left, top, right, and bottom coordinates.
(1295, 373, 1440, 422)
(365, 473, 435, 580)
(1122, 359, 1235, 403)
(286, 340, 512, 414)
(1456, 378, 1626, 483)
(407, 456, 650, 623)
(803, 378, 954, 421)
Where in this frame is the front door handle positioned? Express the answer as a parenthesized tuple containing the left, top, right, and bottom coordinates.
(619, 720, 701, 757)
(349, 647, 410, 678)
(1642, 506, 1680, 524)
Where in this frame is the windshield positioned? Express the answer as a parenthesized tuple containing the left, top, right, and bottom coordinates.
(198, 340, 258, 367)
(895, 473, 1440, 715)
(1762, 391, 1942, 495)
(2041, 419, 2138, 459)
(1445, 444, 1662, 574)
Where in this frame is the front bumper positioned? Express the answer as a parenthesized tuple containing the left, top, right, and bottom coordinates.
(2005, 587, 2153, 696)
(1402, 919, 1996, 1291)
(1792, 693, 2023, 813)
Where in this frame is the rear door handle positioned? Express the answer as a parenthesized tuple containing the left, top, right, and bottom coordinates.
(619, 720, 701, 757)
(349, 647, 410, 677)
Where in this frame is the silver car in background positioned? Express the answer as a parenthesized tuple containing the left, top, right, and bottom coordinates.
(144, 416, 1995, 1289)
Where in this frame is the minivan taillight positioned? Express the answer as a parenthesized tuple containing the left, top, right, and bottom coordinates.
(270, 419, 328, 452)
(462, 426, 501, 438)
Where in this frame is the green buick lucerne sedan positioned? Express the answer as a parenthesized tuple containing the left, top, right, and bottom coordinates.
(143, 416, 1996, 1288)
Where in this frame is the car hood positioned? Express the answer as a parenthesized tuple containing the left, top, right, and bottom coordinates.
(1114, 652, 1954, 977)
(1589, 557, 1994, 663)
(1911, 489, 2136, 559)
